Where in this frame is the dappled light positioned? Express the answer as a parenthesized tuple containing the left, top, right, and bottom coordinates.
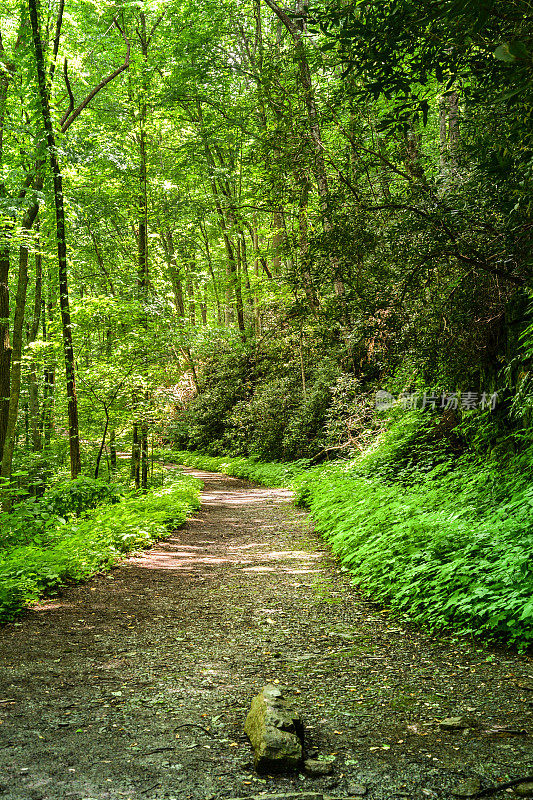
(133, 483, 321, 577)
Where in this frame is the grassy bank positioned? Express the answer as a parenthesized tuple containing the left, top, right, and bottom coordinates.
(170, 416, 533, 649)
(0, 473, 200, 622)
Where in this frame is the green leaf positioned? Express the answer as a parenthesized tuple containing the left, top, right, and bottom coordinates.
(493, 44, 516, 62)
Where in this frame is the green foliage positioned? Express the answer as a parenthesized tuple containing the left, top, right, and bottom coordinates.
(0, 474, 200, 622)
(172, 344, 342, 461)
(0, 476, 123, 549)
(172, 409, 533, 649)
(298, 447, 533, 649)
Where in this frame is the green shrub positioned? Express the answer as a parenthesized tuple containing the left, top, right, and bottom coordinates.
(0, 474, 200, 622)
(296, 458, 533, 648)
(0, 476, 123, 549)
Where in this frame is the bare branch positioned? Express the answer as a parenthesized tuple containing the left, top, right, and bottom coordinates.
(148, 11, 165, 46)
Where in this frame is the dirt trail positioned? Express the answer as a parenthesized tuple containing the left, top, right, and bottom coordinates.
(0, 469, 531, 800)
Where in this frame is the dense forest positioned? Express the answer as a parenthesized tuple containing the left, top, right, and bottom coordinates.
(0, 0, 532, 644)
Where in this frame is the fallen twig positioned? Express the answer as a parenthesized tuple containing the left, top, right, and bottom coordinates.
(174, 722, 213, 736)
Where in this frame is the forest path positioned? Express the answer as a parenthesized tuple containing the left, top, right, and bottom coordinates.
(0, 468, 531, 800)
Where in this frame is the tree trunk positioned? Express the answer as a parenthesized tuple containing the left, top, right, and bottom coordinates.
(109, 427, 117, 472)
(439, 95, 448, 172)
(187, 276, 196, 326)
(0, 39, 12, 464)
(131, 421, 140, 489)
(140, 422, 148, 492)
(200, 289, 208, 325)
(448, 91, 460, 169)
(297, 168, 319, 310)
(27, 240, 43, 452)
(163, 228, 185, 316)
(137, 14, 149, 294)
(199, 223, 221, 324)
(271, 210, 284, 274)
(94, 405, 109, 479)
(42, 289, 56, 449)
(251, 217, 262, 336)
(0, 235, 11, 464)
(404, 123, 424, 180)
(0, 236, 33, 489)
(194, 100, 245, 338)
(29, 0, 81, 478)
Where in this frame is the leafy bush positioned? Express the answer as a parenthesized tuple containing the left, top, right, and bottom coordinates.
(0, 474, 200, 622)
(296, 456, 533, 648)
(167, 343, 343, 461)
(0, 476, 123, 549)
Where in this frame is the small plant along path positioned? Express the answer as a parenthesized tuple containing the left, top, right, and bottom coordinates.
(0, 469, 531, 800)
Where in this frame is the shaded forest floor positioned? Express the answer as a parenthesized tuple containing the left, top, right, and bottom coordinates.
(0, 468, 531, 800)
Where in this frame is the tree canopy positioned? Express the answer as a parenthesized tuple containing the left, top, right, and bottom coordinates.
(0, 0, 531, 489)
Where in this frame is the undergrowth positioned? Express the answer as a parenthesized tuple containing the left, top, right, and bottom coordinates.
(0, 474, 200, 622)
(169, 412, 533, 650)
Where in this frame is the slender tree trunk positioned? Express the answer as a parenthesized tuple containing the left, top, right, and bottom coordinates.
(251, 217, 262, 336)
(0, 42, 12, 463)
(439, 95, 448, 172)
(225, 267, 232, 327)
(0, 237, 11, 463)
(94, 405, 109, 479)
(27, 239, 43, 452)
(187, 276, 196, 326)
(200, 289, 207, 325)
(239, 233, 254, 320)
(138, 127, 148, 293)
(448, 90, 460, 169)
(87, 222, 115, 295)
(262, 0, 346, 297)
(194, 101, 245, 338)
(109, 427, 117, 472)
(297, 168, 319, 310)
(164, 228, 185, 316)
(231, 236, 246, 337)
(140, 421, 148, 492)
(404, 123, 424, 180)
(0, 235, 33, 489)
(29, 0, 81, 478)
(137, 15, 149, 294)
(271, 210, 284, 274)
(42, 292, 56, 449)
(131, 421, 140, 489)
(199, 223, 221, 324)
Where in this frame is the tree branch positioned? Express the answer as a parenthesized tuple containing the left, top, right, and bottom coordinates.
(262, 0, 301, 39)
(61, 23, 130, 133)
(59, 58, 74, 127)
(48, 0, 65, 84)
